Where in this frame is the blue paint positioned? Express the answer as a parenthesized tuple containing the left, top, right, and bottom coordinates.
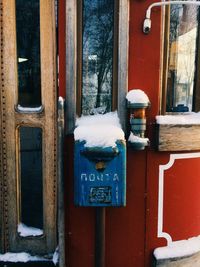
(74, 140, 126, 207)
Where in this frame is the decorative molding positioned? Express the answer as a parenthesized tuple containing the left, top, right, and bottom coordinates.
(158, 153, 200, 245)
(0, 0, 9, 252)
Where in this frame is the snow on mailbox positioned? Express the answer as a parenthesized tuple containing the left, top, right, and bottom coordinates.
(74, 112, 126, 207)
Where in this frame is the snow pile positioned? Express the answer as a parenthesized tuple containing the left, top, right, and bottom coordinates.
(126, 89, 150, 104)
(154, 236, 200, 260)
(18, 223, 43, 237)
(74, 112, 125, 148)
(17, 105, 42, 112)
(53, 247, 59, 265)
(0, 252, 48, 262)
(128, 133, 149, 145)
(156, 112, 200, 125)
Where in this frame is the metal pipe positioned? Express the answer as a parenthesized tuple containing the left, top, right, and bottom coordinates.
(57, 97, 65, 267)
(143, 0, 200, 34)
(95, 207, 106, 267)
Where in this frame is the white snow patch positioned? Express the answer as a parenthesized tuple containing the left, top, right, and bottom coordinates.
(126, 89, 150, 104)
(154, 236, 200, 260)
(0, 252, 49, 262)
(128, 133, 149, 145)
(53, 247, 59, 265)
(17, 105, 42, 112)
(74, 112, 125, 148)
(58, 96, 64, 103)
(156, 112, 200, 125)
(18, 223, 43, 237)
(75, 111, 121, 128)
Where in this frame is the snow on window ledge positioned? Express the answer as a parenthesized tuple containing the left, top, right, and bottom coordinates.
(74, 112, 125, 148)
(0, 247, 59, 264)
(156, 112, 200, 125)
(0, 252, 49, 263)
(16, 104, 43, 113)
(154, 236, 200, 260)
(52, 247, 59, 265)
(17, 223, 43, 237)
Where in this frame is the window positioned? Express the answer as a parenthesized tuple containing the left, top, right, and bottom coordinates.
(162, 3, 200, 113)
(65, 0, 129, 133)
(16, 0, 41, 108)
(77, 0, 118, 115)
(19, 127, 43, 230)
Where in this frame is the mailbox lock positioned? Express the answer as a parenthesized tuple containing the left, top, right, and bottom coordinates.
(95, 161, 106, 171)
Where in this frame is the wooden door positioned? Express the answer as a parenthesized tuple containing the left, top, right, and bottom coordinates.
(0, 0, 57, 255)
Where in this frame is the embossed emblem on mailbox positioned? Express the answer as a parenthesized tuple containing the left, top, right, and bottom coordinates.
(89, 186, 112, 204)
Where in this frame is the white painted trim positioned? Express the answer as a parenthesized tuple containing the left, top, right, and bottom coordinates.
(158, 153, 200, 245)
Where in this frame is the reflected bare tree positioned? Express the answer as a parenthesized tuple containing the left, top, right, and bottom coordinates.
(82, 0, 114, 115)
(166, 4, 198, 111)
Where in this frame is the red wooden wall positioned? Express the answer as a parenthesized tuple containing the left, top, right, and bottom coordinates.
(58, 1, 200, 266)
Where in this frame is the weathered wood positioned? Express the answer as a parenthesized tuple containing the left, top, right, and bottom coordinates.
(0, 0, 4, 253)
(117, 0, 129, 132)
(0, 0, 57, 255)
(154, 250, 200, 267)
(57, 98, 65, 267)
(157, 124, 200, 151)
(65, 0, 77, 134)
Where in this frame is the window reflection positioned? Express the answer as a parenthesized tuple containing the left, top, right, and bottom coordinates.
(16, 0, 41, 107)
(166, 4, 198, 112)
(81, 0, 115, 115)
(19, 127, 43, 229)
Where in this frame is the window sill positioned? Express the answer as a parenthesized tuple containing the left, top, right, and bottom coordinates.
(0, 261, 57, 267)
(156, 114, 200, 151)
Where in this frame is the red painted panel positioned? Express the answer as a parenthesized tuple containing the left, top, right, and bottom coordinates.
(145, 152, 200, 265)
(106, 150, 146, 267)
(129, 0, 162, 120)
(163, 156, 200, 241)
(59, 0, 182, 266)
(145, 152, 170, 266)
(64, 135, 95, 267)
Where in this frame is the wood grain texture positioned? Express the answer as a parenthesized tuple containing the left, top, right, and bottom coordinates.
(0, 0, 57, 255)
(157, 124, 200, 151)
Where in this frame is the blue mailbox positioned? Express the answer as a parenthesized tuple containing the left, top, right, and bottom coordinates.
(74, 140, 126, 207)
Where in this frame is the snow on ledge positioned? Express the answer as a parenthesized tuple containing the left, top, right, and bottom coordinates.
(156, 112, 200, 125)
(17, 105, 43, 112)
(74, 112, 125, 148)
(126, 89, 150, 104)
(0, 252, 49, 262)
(18, 223, 43, 237)
(154, 236, 200, 260)
(128, 133, 149, 145)
(53, 247, 59, 265)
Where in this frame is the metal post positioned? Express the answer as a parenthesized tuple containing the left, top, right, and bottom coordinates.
(95, 207, 106, 267)
(58, 97, 65, 267)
